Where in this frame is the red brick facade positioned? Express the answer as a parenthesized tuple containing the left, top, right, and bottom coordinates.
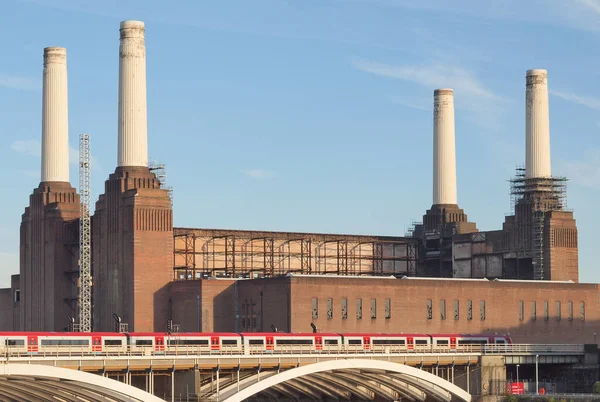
(166, 276, 599, 345)
(19, 182, 80, 331)
(92, 167, 172, 332)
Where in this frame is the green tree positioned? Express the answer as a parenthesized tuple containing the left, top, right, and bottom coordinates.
(594, 381, 600, 394)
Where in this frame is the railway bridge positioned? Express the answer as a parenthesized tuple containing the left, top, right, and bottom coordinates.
(0, 344, 591, 401)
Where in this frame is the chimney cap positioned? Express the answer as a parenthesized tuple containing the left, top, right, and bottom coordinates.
(120, 20, 145, 30)
(526, 69, 547, 76)
(434, 88, 454, 95)
(44, 47, 66, 54)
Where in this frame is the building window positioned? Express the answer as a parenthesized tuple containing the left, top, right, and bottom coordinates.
(370, 299, 377, 319)
(356, 298, 362, 319)
(544, 301, 549, 321)
(327, 298, 333, 319)
(519, 301, 524, 321)
(312, 297, 318, 319)
(440, 299, 446, 320)
(568, 301, 573, 321)
(13, 289, 20, 304)
(556, 301, 561, 321)
(427, 299, 433, 320)
(480, 300, 486, 321)
(385, 299, 391, 319)
(532, 301, 537, 321)
(581, 301, 585, 321)
(467, 300, 472, 320)
(454, 300, 459, 320)
(341, 298, 348, 320)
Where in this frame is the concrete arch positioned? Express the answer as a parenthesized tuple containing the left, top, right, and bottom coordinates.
(0, 364, 163, 402)
(222, 359, 471, 402)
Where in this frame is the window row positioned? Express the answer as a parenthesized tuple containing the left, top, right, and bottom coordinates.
(518, 300, 585, 321)
(311, 298, 392, 320)
(427, 299, 486, 321)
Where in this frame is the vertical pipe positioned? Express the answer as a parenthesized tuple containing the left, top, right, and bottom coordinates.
(118, 20, 148, 167)
(433, 89, 458, 205)
(526, 69, 551, 178)
(41, 47, 70, 183)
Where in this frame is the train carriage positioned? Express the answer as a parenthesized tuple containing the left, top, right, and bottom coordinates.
(240, 333, 342, 354)
(341, 333, 431, 352)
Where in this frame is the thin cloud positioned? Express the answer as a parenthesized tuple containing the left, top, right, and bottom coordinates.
(241, 169, 276, 179)
(389, 95, 430, 112)
(353, 60, 497, 100)
(11, 140, 41, 156)
(560, 149, 600, 190)
(352, 59, 505, 131)
(550, 90, 600, 111)
(0, 74, 39, 91)
(575, 0, 600, 14)
(11, 139, 103, 174)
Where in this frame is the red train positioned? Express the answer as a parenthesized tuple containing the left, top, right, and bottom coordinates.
(0, 332, 511, 354)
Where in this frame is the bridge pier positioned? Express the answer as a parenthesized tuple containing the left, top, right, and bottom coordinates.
(480, 356, 506, 396)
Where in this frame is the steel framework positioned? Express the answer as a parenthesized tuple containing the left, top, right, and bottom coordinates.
(78, 133, 92, 332)
(509, 167, 568, 280)
(173, 228, 418, 280)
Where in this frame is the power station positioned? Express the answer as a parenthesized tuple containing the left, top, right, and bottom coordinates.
(0, 21, 596, 349)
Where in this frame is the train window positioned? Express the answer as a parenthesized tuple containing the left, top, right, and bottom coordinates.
(249, 339, 264, 345)
(356, 298, 362, 319)
(440, 299, 446, 320)
(436, 340, 449, 345)
(341, 298, 348, 320)
(327, 298, 333, 320)
(385, 299, 391, 319)
(324, 339, 338, 345)
(41, 339, 89, 346)
(519, 301, 524, 321)
(222, 340, 238, 345)
(531, 301, 537, 321)
(415, 340, 428, 345)
(370, 299, 376, 319)
(373, 339, 405, 345)
(544, 301, 549, 321)
(6, 339, 24, 346)
(495, 339, 507, 344)
(454, 300, 459, 320)
(104, 340, 123, 346)
(568, 301, 573, 321)
(426, 299, 432, 320)
(458, 339, 487, 346)
(276, 339, 313, 345)
(312, 297, 318, 319)
(348, 339, 362, 345)
(480, 300, 486, 321)
(168, 339, 209, 346)
(556, 301, 561, 321)
(467, 300, 472, 320)
(135, 340, 153, 346)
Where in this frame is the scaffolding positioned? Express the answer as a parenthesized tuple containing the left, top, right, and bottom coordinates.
(149, 161, 173, 206)
(509, 167, 568, 280)
(78, 134, 92, 332)
(173, 228, 418, 280)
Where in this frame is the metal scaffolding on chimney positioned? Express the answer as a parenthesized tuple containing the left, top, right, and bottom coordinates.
(78, 133, 92, 332)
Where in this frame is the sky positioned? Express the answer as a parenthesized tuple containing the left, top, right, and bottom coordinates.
(1, 0, 599, 287)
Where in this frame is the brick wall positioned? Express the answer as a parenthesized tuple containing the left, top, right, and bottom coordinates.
(20, 182, 80, 331)
(286, 276, 599, 344)
(0, 289, 12, 330)
(93, 167, 173, 332)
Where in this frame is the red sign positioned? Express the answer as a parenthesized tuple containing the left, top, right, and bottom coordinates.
(510, 382, 525, 395)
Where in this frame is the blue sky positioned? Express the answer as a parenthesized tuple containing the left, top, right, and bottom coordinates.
(1, 0, 600, 287)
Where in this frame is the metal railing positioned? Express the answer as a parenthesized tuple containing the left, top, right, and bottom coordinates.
(0, 344, 585, 359)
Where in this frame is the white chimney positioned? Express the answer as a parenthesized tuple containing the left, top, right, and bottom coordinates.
(525, 69, 551, 178)
(433, 88, 458, 205)
(41, 47, 70, 183)
(118, 20, 148, 167)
